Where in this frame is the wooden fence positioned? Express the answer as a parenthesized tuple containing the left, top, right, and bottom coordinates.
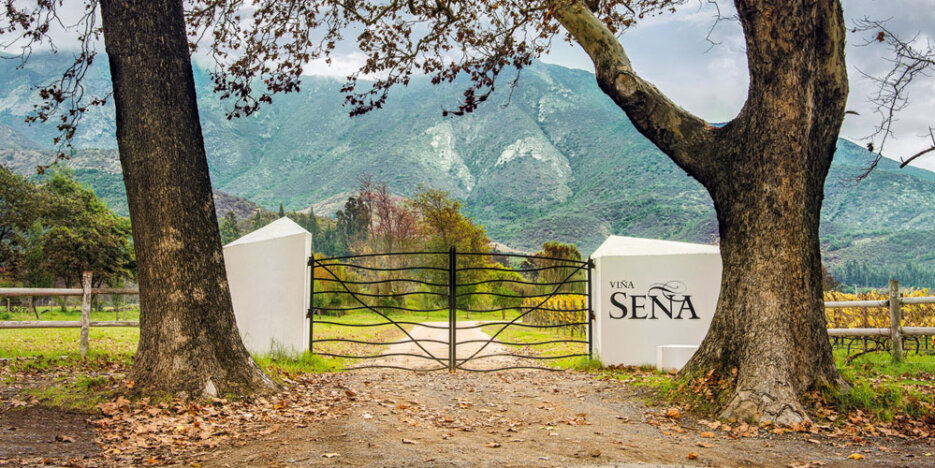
(824, 279, 934, 362)
(0, 271, 139, 356)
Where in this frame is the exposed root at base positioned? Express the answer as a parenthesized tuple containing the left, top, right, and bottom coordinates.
(720, 388, 810, 426)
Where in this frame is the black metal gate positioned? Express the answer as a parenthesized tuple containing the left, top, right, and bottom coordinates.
(308, 248, 592, 372)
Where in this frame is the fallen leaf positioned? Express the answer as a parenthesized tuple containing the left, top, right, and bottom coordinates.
(56, 435, 75, 443)
(697, 442, 712, 448)
(402, 438, 418, 445)
(665, 408, 681, 420)
(485, 442, 501, 448)
(701, 432, 716, 438)
(847, 453, 864, 460)
(687, 452, 699, 460)
(321, 453, 340, 458)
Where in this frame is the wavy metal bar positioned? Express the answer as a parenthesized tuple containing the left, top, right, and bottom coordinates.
(316, 277, 448, 288)
(313, 338, 450, 346)
(314, 320, 453, 329)
(456, 291, 586, 299)
(455, 278, 588, 288)
(313, 352, 445, 360)
(316, 262, 448, 272)
(458, 306, 587, 313)
(314, 251, 449, 262)
(456, 264, 589, 273)
(312, 290, 448, 298)
(456, 321, 587, 330)
(456, 339, 588, 346)
(457, 366, 564, 372)
(315, 305, 447, 312)
(458, 251, 589, 264)
(345, 365, 449, 372)
(455, 353, 587, 361)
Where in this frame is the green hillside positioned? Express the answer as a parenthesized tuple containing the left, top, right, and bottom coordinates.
(3, 53, 935, 287)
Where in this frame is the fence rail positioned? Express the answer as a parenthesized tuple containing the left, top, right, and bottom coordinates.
(823, 279, 934, 362)
(0, 271, 139, 356)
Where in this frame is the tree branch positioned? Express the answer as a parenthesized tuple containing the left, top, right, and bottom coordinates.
(553, 1, 716, 179)
(899, 127, 935, 168)
(852, 18, 935, 178)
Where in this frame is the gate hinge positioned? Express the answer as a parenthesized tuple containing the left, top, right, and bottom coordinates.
(589, 311, 596, 320)
(306, 308, 313, 318)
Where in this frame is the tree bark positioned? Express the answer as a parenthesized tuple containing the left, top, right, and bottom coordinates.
(557, 0, 849, 423)
(99, 0, 278, 398)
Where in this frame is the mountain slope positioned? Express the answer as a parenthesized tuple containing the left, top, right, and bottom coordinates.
(3, 53, 935, 284)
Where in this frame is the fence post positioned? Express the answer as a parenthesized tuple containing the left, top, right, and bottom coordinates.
(308, 255, 315, 354)
(449, 246, 457, 373)
(79, 271, 92, 357)
(888, 279, 903, 363)
(587, 258, 593, 360)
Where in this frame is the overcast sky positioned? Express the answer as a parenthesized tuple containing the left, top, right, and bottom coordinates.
(6, 1, 933, 170)
(301, 0, 935, 171)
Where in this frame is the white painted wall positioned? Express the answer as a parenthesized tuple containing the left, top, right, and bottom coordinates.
(591, 236, 722, 367)
(223, 217, 311, 355)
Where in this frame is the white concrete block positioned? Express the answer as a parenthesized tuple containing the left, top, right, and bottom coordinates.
(656, 345, 699, 372)
(592, 236, 721, 367)
(223, 217, 311, 355)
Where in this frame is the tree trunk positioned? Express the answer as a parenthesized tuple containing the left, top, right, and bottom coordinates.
(99, 0, 278, 398)
(681, 0, 850, 424)
(556, 0, 849, 423)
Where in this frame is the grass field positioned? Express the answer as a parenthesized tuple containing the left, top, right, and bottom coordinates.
(0, 305, 140, 322)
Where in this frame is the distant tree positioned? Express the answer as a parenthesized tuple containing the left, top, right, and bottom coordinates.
(220, 211, 241, 244)
(0, 166, 38, 278)
(252, 209, 264, 230)
(336, 196, 371, 247)
(278, 203, 285, 217)
(821, 265, 839, 292)
(39, 170, 134, 287)
(357, 180, 419, 253)
(532, 242, 585, 294)
(408, 188, 489, 253)
(306, 206, 320, 237)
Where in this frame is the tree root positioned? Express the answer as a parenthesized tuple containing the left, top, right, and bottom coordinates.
(719, 388, 810, 425)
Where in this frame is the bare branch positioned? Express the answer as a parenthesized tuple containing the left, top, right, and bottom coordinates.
(0, 0, 107, 170)
(852, 17, 934, 178)
(899, 127, 935, 168)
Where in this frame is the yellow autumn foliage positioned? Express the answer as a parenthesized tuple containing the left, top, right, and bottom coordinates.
(824, 289, 935, 329)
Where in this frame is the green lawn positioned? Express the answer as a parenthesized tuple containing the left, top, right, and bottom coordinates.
(0, 327, 139, 358)
(0, 305, 140, 322)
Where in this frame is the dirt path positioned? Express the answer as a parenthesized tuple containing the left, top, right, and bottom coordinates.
(3, 351, 933, 467)
(206, 370, 934, 468)
(361, 321, 516, 371)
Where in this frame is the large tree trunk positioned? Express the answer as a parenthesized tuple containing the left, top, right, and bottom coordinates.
(99, 0, 278, 398)
(557, 0, 849, 423)
(682, 0, 850, 424)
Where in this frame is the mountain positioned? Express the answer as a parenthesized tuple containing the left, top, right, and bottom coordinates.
(4, 52, 935, 285)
